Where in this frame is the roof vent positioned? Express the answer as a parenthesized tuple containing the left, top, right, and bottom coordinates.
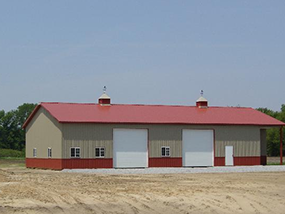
(196, 90, 208, 108)
(98, 86, 111, 106)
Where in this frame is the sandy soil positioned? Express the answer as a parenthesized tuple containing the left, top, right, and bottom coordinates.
(1, 167, 285, 214)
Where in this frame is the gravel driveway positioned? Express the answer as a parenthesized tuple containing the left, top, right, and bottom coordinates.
(63, 165, 285, 175)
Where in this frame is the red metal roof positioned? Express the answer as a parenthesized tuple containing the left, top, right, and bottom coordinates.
(22, 102, 285, 128)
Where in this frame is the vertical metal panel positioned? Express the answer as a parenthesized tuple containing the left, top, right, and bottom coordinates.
(26, 158, 63, 170)
(214, 157, 225, 166)
(62, 159, 113, 169)
(149, 140, 181, 157)
(260, 129, 267, 156)
(62, 124, 183, 158)
(148, 125, 182, 157)
(62, 123, 113, 158)
(26, 107, 62, 158)
(62, 123, 262, 161)
(149, 158, 182, 167)
(234, 157, 261, 165)
(214, 126, 260, 157)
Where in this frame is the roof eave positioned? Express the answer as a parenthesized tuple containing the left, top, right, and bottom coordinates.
(22, 103, 61, 129)
(57, 121, 285, 127)
(22, 104, 41, 129)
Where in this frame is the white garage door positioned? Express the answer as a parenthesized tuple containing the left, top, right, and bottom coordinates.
(182, 130, 214, 167)
(113, 129, 148, 168)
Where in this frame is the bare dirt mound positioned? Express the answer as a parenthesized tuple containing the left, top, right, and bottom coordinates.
(1, 167, 285, 213)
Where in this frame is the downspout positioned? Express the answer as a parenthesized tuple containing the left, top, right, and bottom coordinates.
(280, 126, 283, 165)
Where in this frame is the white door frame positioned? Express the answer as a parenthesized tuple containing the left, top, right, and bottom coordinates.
(113, 128, 148, 168)
(225, 146, 234, 166)
(182, 129, 214, 167)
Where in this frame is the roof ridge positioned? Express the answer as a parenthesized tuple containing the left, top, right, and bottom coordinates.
(40, 102, 253, 109)
(41, 102, 96, 105)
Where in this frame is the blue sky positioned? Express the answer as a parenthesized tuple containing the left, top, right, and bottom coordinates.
(0, 1, 284, 111)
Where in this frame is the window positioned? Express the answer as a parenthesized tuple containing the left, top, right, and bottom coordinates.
(71, 147, 80, 158)
(161, 146, 170, 157)
(33, 148, 37, 157)
(48, 148, 52, 158)
(95, 147, 105, 158)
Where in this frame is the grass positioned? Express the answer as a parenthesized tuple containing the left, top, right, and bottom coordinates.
(0, 157, 25, 160)
(267, 163, 284, 166)
(0, 158, 25, 168)
(0, 149, 25, 158)
(0, 149, 25, 167)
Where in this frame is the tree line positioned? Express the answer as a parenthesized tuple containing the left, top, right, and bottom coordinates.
(0, 103, 284, 156)
(257, 105, 285, 156)
(0, 103, 37, 151)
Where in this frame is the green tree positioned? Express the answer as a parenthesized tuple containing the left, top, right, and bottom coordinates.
(0, 110, 19, 150)
(0, 103, 37, 151)
(15, 103, 37, 150)
(257, 105, 285, 156)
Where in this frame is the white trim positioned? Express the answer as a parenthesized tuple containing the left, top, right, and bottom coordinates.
(33, 148, 37, 157)
(95, 147, 105, 158)
(47, 147, 52, 158)
(161, 146, 170, 157)
(70, 147, 80, 158)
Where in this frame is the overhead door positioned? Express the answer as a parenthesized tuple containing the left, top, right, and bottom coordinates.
(182, 130, 214, 167)
(113, 129, 148, 168)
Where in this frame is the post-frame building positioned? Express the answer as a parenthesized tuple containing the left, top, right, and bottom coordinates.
(23, 92, 285, 169)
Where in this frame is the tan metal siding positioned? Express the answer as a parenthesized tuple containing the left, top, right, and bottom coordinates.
(260, 129, 267, 156)
(26, 107, 62, 158)
(214, 126, 260, 157)
(62, 124, 261, 158)
(62, 124, 182, 158)
(148, 125, 181, 157)
(62, 124, 113, 159)
(149, 140, 181, 157)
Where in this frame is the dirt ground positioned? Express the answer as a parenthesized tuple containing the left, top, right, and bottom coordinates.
(1, 166, 285, 214)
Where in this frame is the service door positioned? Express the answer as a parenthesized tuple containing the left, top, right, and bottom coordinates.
(225, 146, 234, 166)
(182, 129, 214, 167)
(113, 129, 148, 168)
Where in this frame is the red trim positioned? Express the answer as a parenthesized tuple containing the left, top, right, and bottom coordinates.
(22, 105, 41, 129)
(214, 157, 225, 166)
(22, 104, 61, 129)
(26, 158, 63, 170)
(214, 156, 265, 166)
(149, 158, 182, 167)
(213, 129, 216, 165)
(99, 99, 111, 105)
(62, 158, 112, 169)
(234, 157, 262, 166)
(280, 127, 283, 165)
(27, 157, 266, 169)
(26, 158, 113, 170)
(59, 121, 283, 126)
(196, 101, 208, 108)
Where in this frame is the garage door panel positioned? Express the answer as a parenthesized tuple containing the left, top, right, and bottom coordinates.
(183, 130, 213, 167)
(113, 129, 148, 168)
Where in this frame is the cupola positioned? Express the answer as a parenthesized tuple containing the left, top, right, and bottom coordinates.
(98, 86, 111, 106)
(196, 90, 208, 108)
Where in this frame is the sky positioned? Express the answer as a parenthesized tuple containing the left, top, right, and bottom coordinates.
(0, 0, 284, 112)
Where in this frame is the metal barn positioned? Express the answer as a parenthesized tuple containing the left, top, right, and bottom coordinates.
(23, 92, 284, 169)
